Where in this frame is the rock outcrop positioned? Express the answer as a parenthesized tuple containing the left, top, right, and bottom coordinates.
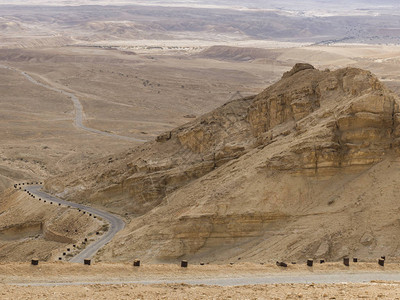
(46, 64, 400, 263)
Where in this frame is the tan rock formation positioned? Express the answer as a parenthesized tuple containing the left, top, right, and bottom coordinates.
(46, 64, 400, 263)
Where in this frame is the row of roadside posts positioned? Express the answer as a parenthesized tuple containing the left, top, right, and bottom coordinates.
(14, 182, 102, 262)
(30, 258, 185, 267)
(305, 256, 386, 267)
(31, 257, 388, 267)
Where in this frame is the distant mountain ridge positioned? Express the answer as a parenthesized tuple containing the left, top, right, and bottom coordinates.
(2, 0, 399, 9)
(2, 3, 400, 45)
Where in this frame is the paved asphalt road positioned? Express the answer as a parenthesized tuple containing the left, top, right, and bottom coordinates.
(11, 271, 400, 286)
(26, 185, 125, 263)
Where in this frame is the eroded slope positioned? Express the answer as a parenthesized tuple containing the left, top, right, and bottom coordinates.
(0, 188, 102, 261)
(47, 64, 400, 262)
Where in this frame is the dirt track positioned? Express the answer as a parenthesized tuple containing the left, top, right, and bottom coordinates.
(0, 64, 147, 143)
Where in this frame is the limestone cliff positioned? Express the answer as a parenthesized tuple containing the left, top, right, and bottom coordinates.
(46, 64, 400, 263)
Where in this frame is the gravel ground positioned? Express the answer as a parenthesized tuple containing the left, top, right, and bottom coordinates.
(1, 262, 400, 298)
(1, 282, 400, 299)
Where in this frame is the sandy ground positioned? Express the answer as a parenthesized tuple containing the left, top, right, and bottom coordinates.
(1, 282, 400, 299)
(1, 262, 400, 299)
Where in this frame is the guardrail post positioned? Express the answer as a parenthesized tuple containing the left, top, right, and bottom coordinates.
(276, 261, 287, 267)
(181, 260, 188, 268)
(343, 257, 350, 266)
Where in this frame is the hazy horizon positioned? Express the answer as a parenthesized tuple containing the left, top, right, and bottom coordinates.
(1, 0, 399, 11)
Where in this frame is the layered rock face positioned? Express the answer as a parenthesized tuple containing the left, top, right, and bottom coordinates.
(46, 64, 400, 262)
(249, 64, 399, 173)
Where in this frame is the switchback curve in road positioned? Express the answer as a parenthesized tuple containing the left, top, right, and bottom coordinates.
(0, 64, 147, 142)
(25, 185, 125, 263)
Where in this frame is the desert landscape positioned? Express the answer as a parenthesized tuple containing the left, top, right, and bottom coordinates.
(3, 0, 400, 298)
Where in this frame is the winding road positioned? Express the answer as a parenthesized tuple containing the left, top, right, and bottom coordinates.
(25, 185, 125, 263)
(0, 64, 147, 142)
(16, 185, 400, 287)
(1, 62, 136, 262)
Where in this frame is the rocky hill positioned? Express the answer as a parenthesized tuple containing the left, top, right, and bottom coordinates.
(45, 63, 400, 263)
